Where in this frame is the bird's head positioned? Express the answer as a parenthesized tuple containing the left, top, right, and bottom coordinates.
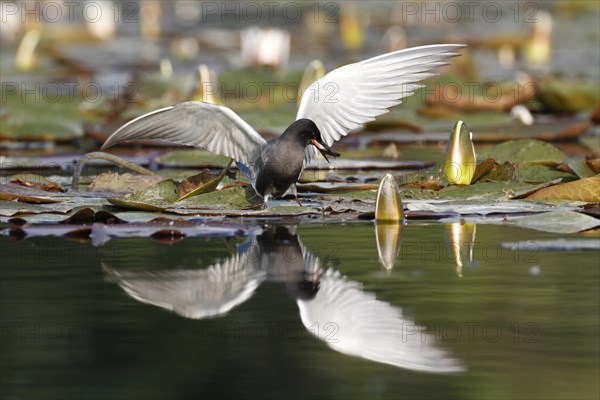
(287, 119, 340, 162)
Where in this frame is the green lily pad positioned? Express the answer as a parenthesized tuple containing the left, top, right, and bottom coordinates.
(109, 180, 180, 211)
(580, 135, 600, 153)
(566, 159, 598, 179)
(399, 180, 560, 201)
(1, 94, 84, 141)
(511, 211, 600, 234)
(176, 186, 261, 209)
(0, 200, 52, 216)
(537, 78, 600, 113)
(155, 150, 229, 168)
(88, 172, 164, 193)
(483, 139, 566, 165)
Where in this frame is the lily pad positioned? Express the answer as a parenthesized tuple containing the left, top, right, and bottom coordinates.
(502, 239, 600, 251)
(510, 211, 600, 234)
(526, 175, 600, 202)
(0, 200, 53, 216)
(565, 159, 598, 179)
(108, 167, 231, 210)
(484, 139, 566, 165)
(88, 172, 164, 193)
(155, 150, 230, 168)
(109, 180, 180, 211)
(408, 200, 581, 216)
(399, 181, 560, 201)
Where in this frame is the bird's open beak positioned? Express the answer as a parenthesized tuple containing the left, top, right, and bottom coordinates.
(310, 139, 340, 163)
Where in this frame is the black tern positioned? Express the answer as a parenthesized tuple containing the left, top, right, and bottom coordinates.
(101, 44, 465, 206)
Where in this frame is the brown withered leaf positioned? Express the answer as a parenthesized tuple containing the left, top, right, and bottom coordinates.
(471, 158, 499, 183)
(586, 159, 600, 174)
(9, 178, 66, 193)
(526, 175, 600, 202)
(176, 169, 224, 201)
(591, 107, 600, 125)
(400, 181, 443, 191)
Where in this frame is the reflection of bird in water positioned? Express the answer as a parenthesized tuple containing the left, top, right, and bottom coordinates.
(103, 225, 464, 373)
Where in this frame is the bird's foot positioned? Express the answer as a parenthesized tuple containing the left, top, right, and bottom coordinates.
(260, 194, 270, 209)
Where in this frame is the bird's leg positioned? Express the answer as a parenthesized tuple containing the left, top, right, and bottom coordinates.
(292, 184, 302, 207)
(261, 194, 270, 209)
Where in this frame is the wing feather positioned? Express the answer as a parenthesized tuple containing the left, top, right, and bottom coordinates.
(297, 44, 466, 165)
(101, 101, 267, 176)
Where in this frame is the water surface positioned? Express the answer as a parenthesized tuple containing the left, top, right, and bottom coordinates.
(1, 222, 598, 399)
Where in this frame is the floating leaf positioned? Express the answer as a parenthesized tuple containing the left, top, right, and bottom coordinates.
(511, 211, 600, 234)
(297, 182, 379, 193)
(471, 158, 500, 183)
(88, 172, 164, 193)
(485, 139, 566, 165)
(108, 164, 231, 210)
(0, 200, 53, 216)
(400, 180, 561, 201)
(109, 180, 179, 211)
(0, 183, 62, 203)
(526, 175, 600, 202)
(176, 160, 233, 201)
(4, 221, 263, 244)
(565, 159, 597, 179)
(155, 150, 229, 168)
(502, 239, 599, 251)
(8, 174, 65, 192)
(537, 77, 600, 113)
(408, 199, 581, 216)
(586, 159, 600, 174)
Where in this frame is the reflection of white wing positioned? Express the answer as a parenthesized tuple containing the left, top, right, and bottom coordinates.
(297, 269, 465, 373)
(102, 250, 266, 319)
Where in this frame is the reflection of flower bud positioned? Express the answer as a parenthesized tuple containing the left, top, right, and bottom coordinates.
(375, 223, 402, 270)
(443, 121, 476, 185)
(445, 223, 476, 277)
(375, 174, 404, 222)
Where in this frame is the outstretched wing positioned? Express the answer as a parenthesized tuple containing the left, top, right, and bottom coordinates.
(297, 44, 465, 164)
(297, 269, 465, 373)
(101, 101, 267, 177)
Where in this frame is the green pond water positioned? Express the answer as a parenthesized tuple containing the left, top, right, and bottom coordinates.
(1, 222, 598, 400)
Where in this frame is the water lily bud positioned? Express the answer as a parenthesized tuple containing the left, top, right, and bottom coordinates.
(297, 60, 326, 108)
(191, 64, 219, 104)
(16, 29, 41, 71)
(443, 121, 477, 185)
(375, 174, 404, 222)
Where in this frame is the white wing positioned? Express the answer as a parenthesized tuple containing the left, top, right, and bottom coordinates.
(101, 101, 267, 176)
(297, 269, 465, 373)
(297, 44, 465, 164)
(102, 249, 266, 319)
